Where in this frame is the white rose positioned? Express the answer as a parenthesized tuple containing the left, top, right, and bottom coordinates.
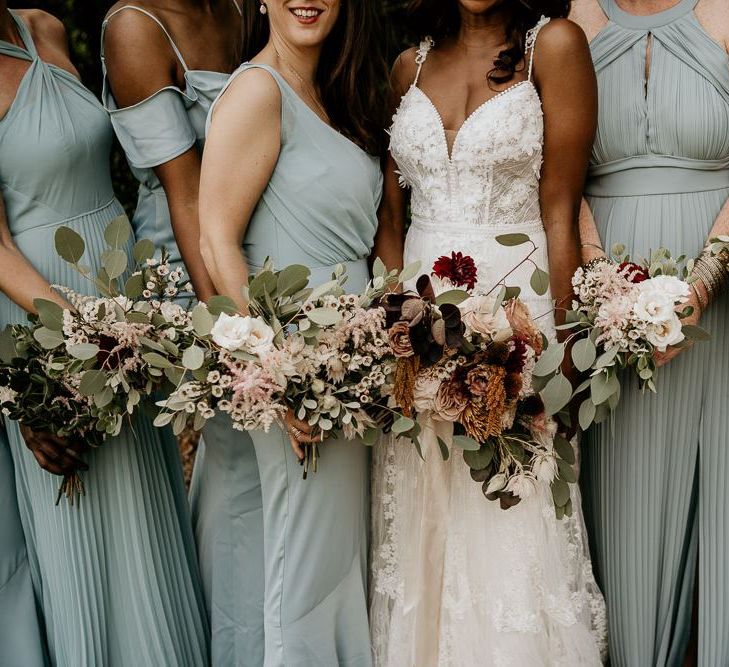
(633, 288, 676, 324)
(644, 275, 691, 303)
(412, 374, 441, 412)
(246, 318, 275, 357)
(159, 301, 185, 322)
(211, 312, 254, 351)
(645, 314, 685, 352)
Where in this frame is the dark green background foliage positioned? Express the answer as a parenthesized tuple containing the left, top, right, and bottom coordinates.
(9, 0, 414, 210)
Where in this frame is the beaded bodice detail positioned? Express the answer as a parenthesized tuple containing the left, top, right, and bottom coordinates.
(389, 18, 549, 230)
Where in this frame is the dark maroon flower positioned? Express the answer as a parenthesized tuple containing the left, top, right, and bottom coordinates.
(520, 394, 545, 416)
(505, 336, 528, 374)
(618, 261, 649, 284)
(432, 252, 478, 291)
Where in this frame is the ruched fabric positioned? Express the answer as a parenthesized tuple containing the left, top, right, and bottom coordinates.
(582, 1, 729, 665)
(0, 12, 209, 665)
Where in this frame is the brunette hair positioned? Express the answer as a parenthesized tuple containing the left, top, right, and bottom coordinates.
(241, 1, 388, 155)
(407, 0, 570, 84)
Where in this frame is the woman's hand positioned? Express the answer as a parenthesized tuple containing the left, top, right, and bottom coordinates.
(654, 290, 703, 367)
(283, 410, 323, 461)
(21, 427, 88, 476)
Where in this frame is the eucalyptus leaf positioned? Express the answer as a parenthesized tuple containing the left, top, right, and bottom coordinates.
(590, 371, 619, 405)
(557, 458, 577, 484)
(94, 386, 114, 409)
(207, 295, 238, 316)
(437, 436, 450, 461)
(67, 343, 100, 360)
(452, 435, 480, 451)
(142, 352, 173, 369)
(101, 249, 128, 280)
(277, 264, 311, 297)
(541, 373, 573, 416)
(34, 298, 64, 331)
(682, 324, 711, 341)
(182, 345, 205, 371)
(133, 239, 155, 264)
(308, 279, 339, 302)
(191, 304, 215, 336)
(530, 267, 550, 296)
(533, 342, 565, 377)
(361, 428, 379, 446)
(124, 274, 144, 299)
(392, 416, 415, 434)
(33, 327, 64, 349)
(503, 286, 521, 300)
(435, 289, 469, 306)
(172, 411, 187, 436)
(306, 307, 342, 326)
(594, 346, 620, 369)
(551, 478, 570, 507)
(103, 215, 131, 249)
(79, 369, 107, 396)
(578, 398, 597, 431)
(571, 337, 597, 373)
(0, 327, 16, 363)
(126, 311, 150, 325)
(553, 434, 576, 464)
(495, 233, 531, 246)
(154, 411, 174, 428)
(398, 261, 422, 284)
(248, 271, 278, 299)
(55, 226, 85, 264)
(372, 256, 386, 279)
(463, 444, 494, 470)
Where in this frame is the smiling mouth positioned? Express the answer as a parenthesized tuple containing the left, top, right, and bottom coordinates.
(290, 6, 324, 23)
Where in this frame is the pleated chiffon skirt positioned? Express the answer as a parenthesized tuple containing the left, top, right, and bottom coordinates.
(0, 202, 210, 666)
(582, 187, 729, 666)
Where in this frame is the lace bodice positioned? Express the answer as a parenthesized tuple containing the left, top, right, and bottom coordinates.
(389, 21, 548, 230)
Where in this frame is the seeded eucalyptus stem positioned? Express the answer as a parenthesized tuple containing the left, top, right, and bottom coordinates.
(55, 472, 85, 506)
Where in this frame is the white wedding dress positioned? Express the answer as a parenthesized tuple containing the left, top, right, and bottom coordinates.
(370, 19, 608, 667)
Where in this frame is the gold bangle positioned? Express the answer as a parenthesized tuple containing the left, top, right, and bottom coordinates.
(580, 242, 604, 252)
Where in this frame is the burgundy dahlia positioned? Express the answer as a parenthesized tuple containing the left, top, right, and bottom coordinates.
(432, 251, 478, 291)
(618, 261, 649, 284)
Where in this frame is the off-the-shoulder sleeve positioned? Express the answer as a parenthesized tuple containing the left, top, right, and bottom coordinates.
(107, 88, 197, 170)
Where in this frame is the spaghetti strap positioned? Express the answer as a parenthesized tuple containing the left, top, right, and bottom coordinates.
(526, 15, 551, 82)
(412, 37, 434, 87)
(103, 5, 190, 71)
(230, 0, 242, 16)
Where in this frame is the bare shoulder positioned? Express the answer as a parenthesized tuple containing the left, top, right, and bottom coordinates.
(696, 0, 729, 52)
(17, 9, 67, 51)
(214, 66, 281, 120)
(390, 47, 419, 97)
(537, 18, 590, 56)
(103, 3, 170, 52)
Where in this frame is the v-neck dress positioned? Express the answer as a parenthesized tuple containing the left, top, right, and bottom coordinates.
(582, 1, 729, 664)
(190, 62, 382, 667)
(0, 12, 209, 665)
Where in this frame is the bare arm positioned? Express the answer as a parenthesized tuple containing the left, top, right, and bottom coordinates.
(372, 52, 416, 273)
(534, 20, 598, 334)
(103, 11, 216, 301)
(199, 69, 281, 312)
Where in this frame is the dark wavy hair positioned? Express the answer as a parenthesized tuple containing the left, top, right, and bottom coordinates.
(408, 0, 570, 84)
(241, 1, 388, 155)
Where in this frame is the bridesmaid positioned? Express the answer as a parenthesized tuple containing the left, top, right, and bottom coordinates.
(0, 7, 208, 665)
(572, 0, 729, 664)
(195, 0, 386, 664)
(102, 0, 244, 302)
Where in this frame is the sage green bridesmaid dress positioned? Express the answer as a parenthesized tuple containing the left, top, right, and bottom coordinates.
(0, 422, 47, 666)
(582, 1, 729, 664)
(0, 12, 208, 665)
(190, 63, 382, 667)
(101, 2, 241, 297)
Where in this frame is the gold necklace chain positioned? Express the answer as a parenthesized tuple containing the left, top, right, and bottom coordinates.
(272, 45, 330, 123)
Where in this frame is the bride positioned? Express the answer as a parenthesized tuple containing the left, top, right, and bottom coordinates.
(371, 1, 607, 664)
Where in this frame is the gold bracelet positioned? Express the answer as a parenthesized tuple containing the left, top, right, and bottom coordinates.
(580, 242, 604, 252)
(690, 280, 708, 311)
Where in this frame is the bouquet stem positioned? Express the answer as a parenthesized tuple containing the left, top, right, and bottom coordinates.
(55, 473, 85, 506)
(301, 443, 320, 480)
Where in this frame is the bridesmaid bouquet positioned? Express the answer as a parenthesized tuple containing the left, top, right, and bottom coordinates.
(559, 245, 710, 431)
(381, 245, 577, 516)
(0, 217, 195, 503)
(156, 259, 407, 476)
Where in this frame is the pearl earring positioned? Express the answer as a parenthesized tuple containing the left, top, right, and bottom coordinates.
(259, 2, 267, 14)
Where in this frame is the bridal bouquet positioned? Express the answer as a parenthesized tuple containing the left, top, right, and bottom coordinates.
(560, 245, 709, 430)
(0, 217, 193, 503)
(156, 259, 406, 476)
(381, 246, 577, 516)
